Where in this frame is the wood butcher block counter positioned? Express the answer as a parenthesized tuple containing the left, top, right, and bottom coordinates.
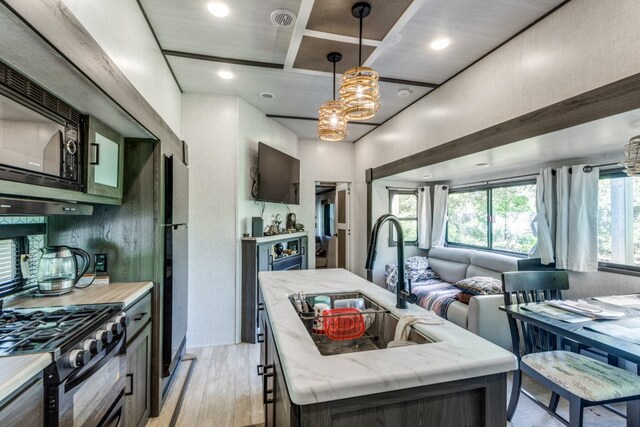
(4, 281, 153, 310)
(0, 281, 153, 407)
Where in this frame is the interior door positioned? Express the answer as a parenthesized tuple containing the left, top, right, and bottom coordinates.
(335, 183, 350, 270)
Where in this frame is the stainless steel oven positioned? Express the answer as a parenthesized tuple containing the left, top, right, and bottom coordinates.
(0, 60, 82, 191)
(44, 323, 127, 426)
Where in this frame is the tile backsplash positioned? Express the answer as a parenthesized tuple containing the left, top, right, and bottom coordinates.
(0, 216, 46, 288)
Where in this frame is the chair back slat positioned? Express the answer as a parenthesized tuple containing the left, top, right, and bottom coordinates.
(502, 271, 569, 359)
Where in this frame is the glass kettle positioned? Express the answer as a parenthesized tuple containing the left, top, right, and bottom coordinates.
(37, 246, 91, 294)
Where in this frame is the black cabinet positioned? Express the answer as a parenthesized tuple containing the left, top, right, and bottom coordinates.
(124, 294, 152, 427)
(241, 234, 308, 343)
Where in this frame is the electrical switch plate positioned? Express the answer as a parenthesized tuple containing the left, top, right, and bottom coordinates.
(94, 253, 107, 273)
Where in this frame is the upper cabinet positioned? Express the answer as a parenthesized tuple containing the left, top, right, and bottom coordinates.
(85, 116, 124, 200)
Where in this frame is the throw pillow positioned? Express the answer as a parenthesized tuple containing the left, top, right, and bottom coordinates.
(454, 276, 503, 296)
(385, 264, 398, 289)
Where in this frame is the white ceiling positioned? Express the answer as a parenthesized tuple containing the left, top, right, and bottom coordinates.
(272, 117, 375, 142)
(389, 108, 640, 183)
(140, 0, 568, 142)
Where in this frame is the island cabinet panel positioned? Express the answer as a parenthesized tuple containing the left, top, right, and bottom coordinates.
(124, 293, 152, 427)
(0, 376, 43, 427)
(259, 304, 506, 427)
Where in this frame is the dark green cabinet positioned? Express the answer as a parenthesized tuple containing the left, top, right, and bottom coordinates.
(124, 294, 152, 427)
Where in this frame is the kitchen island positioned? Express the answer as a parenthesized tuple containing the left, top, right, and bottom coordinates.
(258, 269, 517, 426)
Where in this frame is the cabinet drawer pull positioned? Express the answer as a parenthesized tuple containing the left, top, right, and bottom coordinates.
(125, 373, 134, 396)
(257, 364, 264, 376)
(90, 143, 100, 165)
(262, 364, 274, 404)
(257, 303, 265, 311)
(256, 332, 265, 343)
(133, 312, 147, 322)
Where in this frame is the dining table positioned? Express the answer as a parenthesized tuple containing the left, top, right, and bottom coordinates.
(500, 296, 640, 426)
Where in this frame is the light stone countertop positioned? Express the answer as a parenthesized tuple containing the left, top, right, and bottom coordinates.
(5, 281, 153, 310)
(241, 231, 308, 243)
(0, 281, 153, 404)
(259, 268, 518, 405)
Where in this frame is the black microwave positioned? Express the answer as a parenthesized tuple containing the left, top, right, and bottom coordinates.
(0, 60, 83, 191)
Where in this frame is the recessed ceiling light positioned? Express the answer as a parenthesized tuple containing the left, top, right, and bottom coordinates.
(259, 91, 276, 99)
(430, 37, 450, 51)
(397, 88, 412, 97)
(207, 2, 229, 17)
(422, 174, 432, 179)
(217, 70, 234, 80)
(476, 162, 490, 168)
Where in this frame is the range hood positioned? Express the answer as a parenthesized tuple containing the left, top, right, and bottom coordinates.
(0, 197, 93, 216)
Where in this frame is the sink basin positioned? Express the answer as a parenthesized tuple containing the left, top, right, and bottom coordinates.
(290, 292, 436, 356)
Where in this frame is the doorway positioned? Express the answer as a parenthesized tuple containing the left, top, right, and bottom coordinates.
(314, 182, 351, 270)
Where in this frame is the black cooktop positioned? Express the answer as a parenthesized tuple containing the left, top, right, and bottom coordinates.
(0, 304, 122, 357)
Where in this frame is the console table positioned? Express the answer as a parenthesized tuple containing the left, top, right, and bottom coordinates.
(241, 232, 308, 343)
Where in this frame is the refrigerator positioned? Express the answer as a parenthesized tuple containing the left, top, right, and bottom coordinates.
(162, 154, 189, 379)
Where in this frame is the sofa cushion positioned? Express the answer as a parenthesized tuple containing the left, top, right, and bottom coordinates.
(454, 276, 503, 295)
(428, 247, 472, 283)
(466, 251, 519, 279)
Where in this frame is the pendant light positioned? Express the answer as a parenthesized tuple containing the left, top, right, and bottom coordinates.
(318, 52, 347, 141)
(339, 2, 380, 121)
(620, 135, 640, 176)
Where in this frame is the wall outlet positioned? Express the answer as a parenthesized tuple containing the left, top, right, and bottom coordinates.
(94, 253, 108, 273)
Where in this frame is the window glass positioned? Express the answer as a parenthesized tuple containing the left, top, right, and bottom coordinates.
(0, 239, 16, 284)
(492, 185, 537, 253)
(390, 192, 418, 244)
(448, 191, 488, 247)
(598, 176, 640, 266)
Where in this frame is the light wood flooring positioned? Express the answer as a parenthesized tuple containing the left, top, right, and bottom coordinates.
(149, 343, 626, 427)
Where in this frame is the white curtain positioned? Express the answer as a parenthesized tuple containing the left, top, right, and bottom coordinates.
(555, 166, 571, 269)
(567, 165, 599, 272)
(417, 186, 431, 249)
(529, 168, 555, 264)
(431, 185, 449, 247)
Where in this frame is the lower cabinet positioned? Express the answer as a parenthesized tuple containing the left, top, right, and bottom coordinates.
(0, 376, 43, 427)
(124, 321, 152, 427)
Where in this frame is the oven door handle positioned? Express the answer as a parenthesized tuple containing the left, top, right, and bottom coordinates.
(64, 334, 125, 393)
(97, 389, 125, 427)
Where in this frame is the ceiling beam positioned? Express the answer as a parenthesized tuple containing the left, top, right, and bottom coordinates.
(163, 50, 284, 69)
(163, 49, 439, 88)
(267, 114, 380, 126)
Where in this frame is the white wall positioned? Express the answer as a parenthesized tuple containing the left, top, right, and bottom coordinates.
(182, 94, 237, 347)
(183, 94, 300, 346)
(298, 139, 355, 270)
(352, 0, 640, 282)
(62, 0, 182, 137)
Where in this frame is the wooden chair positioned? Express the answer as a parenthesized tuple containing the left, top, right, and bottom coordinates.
(502, 271, 640, 426)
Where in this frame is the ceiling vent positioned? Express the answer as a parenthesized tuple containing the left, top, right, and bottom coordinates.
(270, 9, 296, 28)
(259, 91, 276, 100)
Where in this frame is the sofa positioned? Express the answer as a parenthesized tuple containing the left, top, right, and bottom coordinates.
(386, 247, 525, 349)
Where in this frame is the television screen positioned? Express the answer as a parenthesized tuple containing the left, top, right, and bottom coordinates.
(257, 142, 300, 205)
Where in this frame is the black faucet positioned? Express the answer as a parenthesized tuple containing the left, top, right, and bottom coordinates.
(365, 214, 418, 309)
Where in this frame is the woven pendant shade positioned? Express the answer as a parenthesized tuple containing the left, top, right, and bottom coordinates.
(620, 135, 640, 176)
(339, 66, 380, 121)
(318, 100, 347, 141)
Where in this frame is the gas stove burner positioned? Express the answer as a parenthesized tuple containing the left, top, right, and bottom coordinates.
(0, 303, 123, 357)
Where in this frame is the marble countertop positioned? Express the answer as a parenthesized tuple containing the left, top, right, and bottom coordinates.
(259, 269, 518, 405)
(0, 353, 51, 403)
(0, 281, 152, 403)
(5, 281, 153, 310)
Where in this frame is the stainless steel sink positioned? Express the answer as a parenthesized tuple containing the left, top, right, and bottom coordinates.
(290, 292, 436, 356)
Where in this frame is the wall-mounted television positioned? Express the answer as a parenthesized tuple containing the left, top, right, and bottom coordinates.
(257, 142, 300, 205)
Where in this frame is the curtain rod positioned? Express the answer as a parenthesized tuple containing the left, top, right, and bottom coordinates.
(451, 162, 620, 189)
(385, 186, 425, 192)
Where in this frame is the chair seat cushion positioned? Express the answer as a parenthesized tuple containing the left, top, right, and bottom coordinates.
(522, 351, 640, 402)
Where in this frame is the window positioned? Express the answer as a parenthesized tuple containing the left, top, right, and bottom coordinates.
(0, 239, 17, 284)
(389, 190, 418, 246)
(597, 173, 640, 268)
(447, 183, 537, 254)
